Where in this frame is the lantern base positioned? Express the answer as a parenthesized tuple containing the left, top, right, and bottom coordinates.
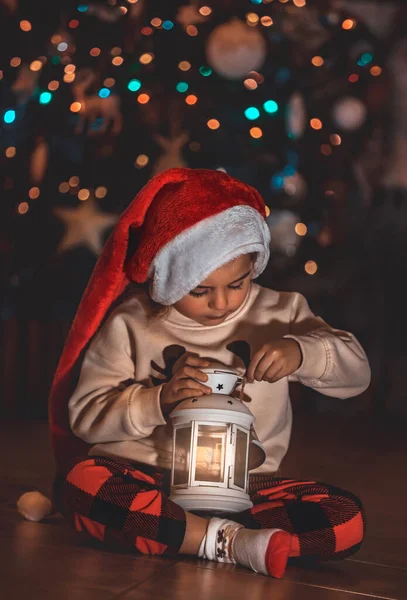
(169, 488, 253, 514)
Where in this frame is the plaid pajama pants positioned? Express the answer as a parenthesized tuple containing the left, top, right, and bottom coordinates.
(54, 456, 365, 562)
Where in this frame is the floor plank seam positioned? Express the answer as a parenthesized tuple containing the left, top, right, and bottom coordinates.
(346, 558, 407, 572)
(111, 562, 178, 599)
(286, 578, 398, 600)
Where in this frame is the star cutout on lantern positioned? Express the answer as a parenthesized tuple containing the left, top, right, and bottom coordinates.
(53, 195, 118, 256)
(217, 383, 224, 391)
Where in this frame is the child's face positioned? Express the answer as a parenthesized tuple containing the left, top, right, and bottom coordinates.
(173, 254, 254, 326)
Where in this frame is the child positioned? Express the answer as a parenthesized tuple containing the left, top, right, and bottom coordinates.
(35, 168, 372, 578)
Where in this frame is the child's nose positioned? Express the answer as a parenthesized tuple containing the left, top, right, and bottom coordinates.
(209, 290, 228, 311)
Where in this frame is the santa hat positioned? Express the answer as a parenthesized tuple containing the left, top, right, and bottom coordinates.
(48, 167, 270, 475)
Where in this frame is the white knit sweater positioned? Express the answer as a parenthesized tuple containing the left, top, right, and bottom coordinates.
(68, 284, 371, 474)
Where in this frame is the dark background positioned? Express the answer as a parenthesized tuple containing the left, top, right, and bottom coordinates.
(1, 0, 406, 421)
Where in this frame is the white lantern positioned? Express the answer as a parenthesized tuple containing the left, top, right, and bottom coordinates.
(169, 365, 265, 514)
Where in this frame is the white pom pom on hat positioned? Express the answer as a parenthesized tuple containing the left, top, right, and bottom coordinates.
(16, 491, 54, 522)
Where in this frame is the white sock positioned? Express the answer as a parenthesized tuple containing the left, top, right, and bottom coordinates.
(198, 517, 292, 578)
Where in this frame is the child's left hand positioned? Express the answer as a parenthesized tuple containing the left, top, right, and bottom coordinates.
(246, 339, 302, 384)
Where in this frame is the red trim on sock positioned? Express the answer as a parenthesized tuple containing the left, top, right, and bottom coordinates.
(265, 531, 292, 579)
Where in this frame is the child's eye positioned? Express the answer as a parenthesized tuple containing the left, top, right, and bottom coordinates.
(189, 282, 244, 298)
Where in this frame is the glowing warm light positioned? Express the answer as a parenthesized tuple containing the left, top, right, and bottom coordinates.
(18, 202, 29, 215)
(69, 19, 79, 28)
(141, 27, 153, 35)
(64, 64, 76, 74)
(330, 134, 342, 146)
(112, 56, 124, 66)
(199, 6, 212, 16)
(51, 34, 62, 44)
(246, 13, 260, 25)
(179, 61, 191, 71)
(139, 53, 153, 65)
(59, 182, 70, 193)
(265, 206, 271, 217)
(295, 223, 307, 236)
(207, 119, 220, 130)
(120, 7, 128, 14)
(185, 94, 198, 105)
(260, 16, 273, 26)
(321, 144, 332, 156)
(28, 187, 40, 199)
(48, 80, 59, 91)
(57, 42, 68, 52)
(293, 0, 306, 6)
(135, 154, 149, 167)
(305, 260, 318, 275)
(0, 71, 3, 80)
(312, 56, 324, 67)
(186, 25, 198, 36)
(111, 46, 122, 56)
(90, 47, 101, 57)
(248, 71, 264, 84)
(151, 18, 162, 27)
(104, 77, 115, 88)
(349, 73, 359, 83)
(342, 19, 355, 30)
(137, 93, 150, 104)
(95, 186, 107, 198)
(30, 60, 42, 72)
(20, 20, 32, 32)
(5, 147, 16, 158)
(78, 188, 90, 201)
(250, 127, 263, 138)
(10, 57, 21, 67)
(244, 78, 258, 90)
(64, 73, 75, 83)
(310, 118, 323, 130)
(69, 176, 80, 187)
(370, 65, 382, 76)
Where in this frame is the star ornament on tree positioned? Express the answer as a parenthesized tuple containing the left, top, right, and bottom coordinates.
(53, 196, 118, 256)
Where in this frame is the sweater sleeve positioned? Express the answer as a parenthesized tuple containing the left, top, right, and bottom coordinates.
(285, 293, 371, 398)
(68, 312, 167, 444)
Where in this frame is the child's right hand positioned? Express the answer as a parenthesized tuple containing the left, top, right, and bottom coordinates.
(159, 352, 213, 415)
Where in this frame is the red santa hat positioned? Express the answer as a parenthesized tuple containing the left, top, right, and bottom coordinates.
(49, 167, 270, 473)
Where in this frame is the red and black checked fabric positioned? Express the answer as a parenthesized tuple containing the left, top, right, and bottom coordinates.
(54, 457, 365, 562)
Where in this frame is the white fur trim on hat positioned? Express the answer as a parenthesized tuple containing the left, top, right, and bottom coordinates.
(148, 206, 270, 305)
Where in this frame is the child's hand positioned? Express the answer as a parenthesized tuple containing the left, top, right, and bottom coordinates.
(160, 353, 213, 415)
(246, 339, 302, 384)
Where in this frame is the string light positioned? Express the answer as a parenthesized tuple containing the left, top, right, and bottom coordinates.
(137, 93, 150, 104)
(265, 206, 270, 217)
(112, 56, 124, 66)
(69, 19, 79, 28)
(199, 66, 212, 77)
(250, 127, 262, 138)
(179, 61, 191, 71)
(104, 77, 115, 88)
(293, 0, 306, 6)
(5, 147, 16, 158)
(151, 18, 162, 27)
(139, 53, 153, 65)
(111, 47, 121, 56)
(10, 57, 21, 67)
(4, 110, 16, 124)
(312, 56, 324, 67)
(305, 260, 318, 275)
(185, 94, 198, 105)
(321, 144, 332, 156)
(198, 6, 211, 16)
(261, 16, 273, 27)
(135, 154, 149, 168)
(30, 60, 43, 72)
(28, 187, 40, 199)
(207, 119, 220, 130)
(69, 176, 79, 187)
(39, 91, 52, 104)
(310, 118, 323, 130)
(349, 73, 359, 83)
(64, 64, 76, 74)
(90, 47, 101, 57)
(295, 223, 307, 236)
(245, 107, 260, 120)
(176, 82, 189, 93)
(141, 27, 153, 35)
(20, 20, 32, 32)
(78, 189, 90, 201)
(128, 79, 141, 92)
(59, 182, 70, 193)
(70, 102, 82, 112)
(263, 100, 278, 114)
(162, 20, 174, 30)
(18, 202, 29, 215)
(342, 19, 355, 30)
(370, 66, 382, 76)
(244, 78, 258, 90)
(246, 13, 260, 25)
(95, 186, 107, 198)
(63, 73, 75, 83)
(186, 25, 198, 36)
(330, 134, 341, 146)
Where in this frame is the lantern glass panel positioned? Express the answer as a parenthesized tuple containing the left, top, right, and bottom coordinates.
(194, 424, 227, 483)
(173, 425, 192, 486)
(234, 428, 248, 489)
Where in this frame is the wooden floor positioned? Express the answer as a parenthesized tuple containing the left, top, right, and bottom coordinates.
(1, 406, 407, 600)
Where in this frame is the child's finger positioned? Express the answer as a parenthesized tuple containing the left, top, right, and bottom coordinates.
(253, 353, 273, 382)
(247, 349, 266, 382)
